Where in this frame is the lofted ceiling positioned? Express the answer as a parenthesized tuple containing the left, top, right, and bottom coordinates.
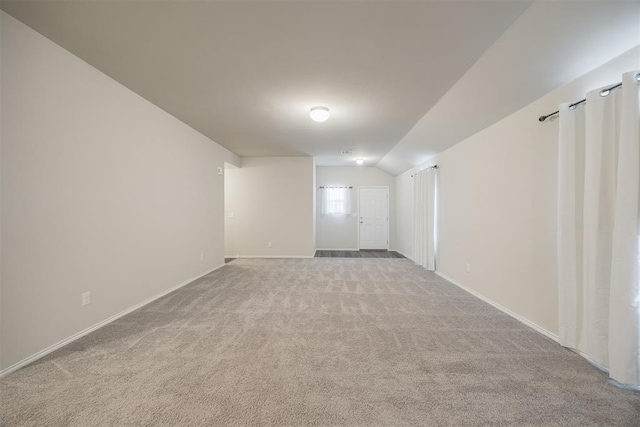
(1, 1, 639, 174)
(378, 0, 640, 174)
(0, 0, 531, 167)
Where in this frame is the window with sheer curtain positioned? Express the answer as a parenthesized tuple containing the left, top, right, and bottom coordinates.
(320, 187, 351, 216)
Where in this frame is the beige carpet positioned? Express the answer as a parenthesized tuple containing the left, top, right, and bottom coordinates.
(1, 258, 639, 426)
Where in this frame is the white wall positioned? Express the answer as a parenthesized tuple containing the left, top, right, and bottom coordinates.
(316, 166, 395, 250)
(225, 157, 315, 257)
(0, 12, 238, 371)
(394, 46, 640, 336)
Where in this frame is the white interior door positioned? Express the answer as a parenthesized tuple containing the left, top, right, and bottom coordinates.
(359, 188, 388, 249)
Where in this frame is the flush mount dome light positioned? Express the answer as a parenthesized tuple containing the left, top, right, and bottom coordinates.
(356, 159, 364, 165)
(310, 106, 330, 122)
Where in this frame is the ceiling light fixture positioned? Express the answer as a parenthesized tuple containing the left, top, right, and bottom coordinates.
(310, 106, 330, 122)
(356, 159, 364, 165)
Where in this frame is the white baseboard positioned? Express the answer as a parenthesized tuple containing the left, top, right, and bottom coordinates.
(389, 249, 413, 260)
(435, 271, 640, 391)
(315, 248, 359, 251)
(434, 271, 559, 343)
(561, 342, 640, 390)
(0, 263, 225, 378)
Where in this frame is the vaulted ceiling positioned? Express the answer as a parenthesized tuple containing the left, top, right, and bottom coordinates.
(2, 1, 639, 174)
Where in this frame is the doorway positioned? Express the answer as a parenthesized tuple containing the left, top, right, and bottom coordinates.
(358, 187, 389, 250)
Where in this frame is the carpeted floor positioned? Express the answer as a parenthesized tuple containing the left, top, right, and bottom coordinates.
(1, 258, 639, 426)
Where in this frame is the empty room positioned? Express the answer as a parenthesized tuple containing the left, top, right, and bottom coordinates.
(1, 0, 640, 425)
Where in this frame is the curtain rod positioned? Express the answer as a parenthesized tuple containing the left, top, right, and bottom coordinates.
(318, 186, 352, 189)
(411, 165, 438, 177)
(538, 81, 624, 122)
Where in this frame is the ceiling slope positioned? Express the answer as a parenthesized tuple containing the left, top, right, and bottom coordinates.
(378, 0, 640, 175)
(0, 0, 531, 167)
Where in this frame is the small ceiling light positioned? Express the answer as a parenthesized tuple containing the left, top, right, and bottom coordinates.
(310, 106, 330, 122)
(600, 89, 611, 97)
(356, 159, 364, 165)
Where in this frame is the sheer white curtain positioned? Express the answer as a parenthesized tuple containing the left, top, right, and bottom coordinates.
(320, 187, 351, 216)
(413, 167, 437, 270)
(558, 70, 640, 387)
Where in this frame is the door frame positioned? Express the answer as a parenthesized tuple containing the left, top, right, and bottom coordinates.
(357, 186, 389, 250)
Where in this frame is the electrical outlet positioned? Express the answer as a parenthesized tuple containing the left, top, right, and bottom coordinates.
(82, 292, 91, 306)
(200, 252, 204, 261)
(466, 262, 471, 273)
(268, 242, 273, 248)
(217, 167, 223, 175)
